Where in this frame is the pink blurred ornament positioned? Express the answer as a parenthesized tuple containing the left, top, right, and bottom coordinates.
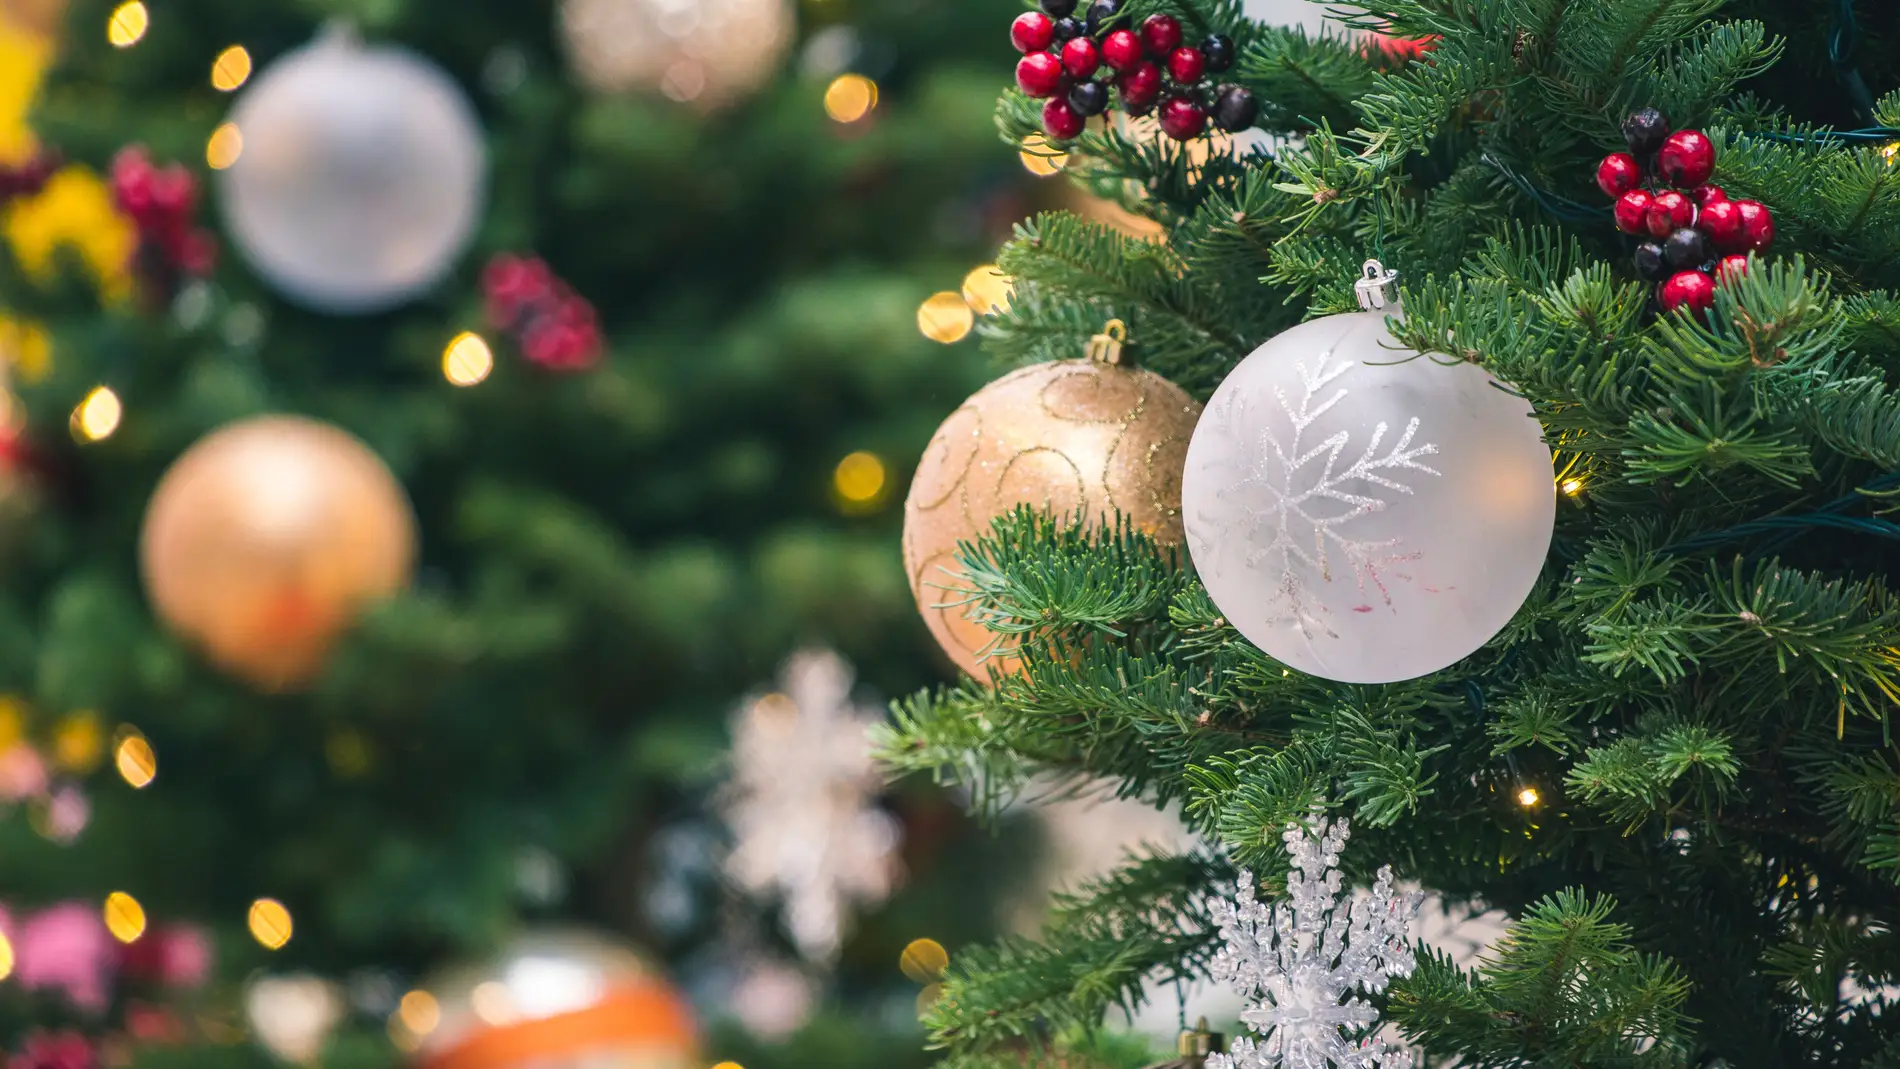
(42, 787, 90, 844)
(119, 926, 211, 989)
(0, 744, 49, 802)
(15, 903, 115, 1011)
(7, 1031, 98, 1069)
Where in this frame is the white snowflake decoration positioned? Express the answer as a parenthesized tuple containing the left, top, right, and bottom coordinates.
(721, 649, 903, 962)
(1207, 814, 1422, 1069)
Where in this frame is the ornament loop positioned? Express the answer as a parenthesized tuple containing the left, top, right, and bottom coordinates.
(1087, 319, 1129, 366)
(1178, 1017, 1225, 1059)
(1355, 259, 1400, 311)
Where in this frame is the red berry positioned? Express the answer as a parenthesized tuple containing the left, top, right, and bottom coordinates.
(1102, 28, 1144, 72)
(150, 165, 196, 218)
(1159, 97, 1208, 141)
(1734, 200, 1775, 251)
(1141, 14, 1183, 55)
(1043, 97, 1087, 140)
(1614, 189, 1654, 235)
(1117, 61, 1163, 113)
(1595, 152, 1640, 198)
(1646, 190, 1694, 238)
(1016, 52, 1065, 98)
(1062, 38, 1101, 78)
(1168, 46, 1206, 84)
(1658, 129, 1716, 188)
(1696, 198, 1745, 251)
(175, 230, 217, 276)
(1714, 254, 1749, 286)
(1659, 270, 1716, 316)
(1691, 184, 1726, 208)
(1012, 12, 1056, 53)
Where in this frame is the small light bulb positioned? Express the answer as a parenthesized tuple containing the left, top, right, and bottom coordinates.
(72, 387, 122, 443)
(104, 892, 147, 943)
(107, 1, 148, 47)
(115, 731, 157, 789)
(1560, 478, 1584, 496)
(211, 45, 253, 92)
(1517, 786, 1541, 808)
(824, 74, 878, 123)
(917, 291, 974, 344)
(442, 332, 494, 387)
(206, 123, 244, 170)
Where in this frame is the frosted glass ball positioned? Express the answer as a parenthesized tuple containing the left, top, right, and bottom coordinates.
(559, 0, 794, 109)
(1181, 310, 1555, 684)
(218, 34, 485, 314)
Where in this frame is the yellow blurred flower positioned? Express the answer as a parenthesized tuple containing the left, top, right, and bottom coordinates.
(0, 316, 49, 382)
(6, 168, 136, 299)
(0, 15, 50, 166)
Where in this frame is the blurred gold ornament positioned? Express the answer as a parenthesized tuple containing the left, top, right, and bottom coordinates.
(961, 265, 1013, 315)
(898, 938, 948, 983)
(917, 291, 974, 345)
(139, 416, 416, 691)
(414, 929, 696, 1069)
(558, 0, 793, 110)
(902, 322, 1201, 677)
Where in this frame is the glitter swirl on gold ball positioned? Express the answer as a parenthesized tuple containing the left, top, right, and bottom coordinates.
(139, 415, 416, 692)
(902, 356, 1201, 678)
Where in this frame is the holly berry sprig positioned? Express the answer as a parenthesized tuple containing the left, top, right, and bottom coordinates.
(1595, 108, 1774, 317)
(482, 253, 603, 372)
(109, 147, 218, 302)
(1012, 0, 1258, 143)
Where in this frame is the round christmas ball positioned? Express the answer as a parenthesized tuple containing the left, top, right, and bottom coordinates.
(414, 930, 696, 1069)
(902, 350, 1202, 679)
(1181, 267, 1555, 684)
(140, 416, 416, 691)
(219, 31, 485, 315)
(558, 0, 794, 109)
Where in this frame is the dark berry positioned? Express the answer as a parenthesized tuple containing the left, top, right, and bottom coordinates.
(1714, 254, 1749, 286)
(1622, 107, 1669, 157)
(1734, 200, 1774, 251)
(1016, 52, 1065, 98)
(1102, 28, 1144, 71)
(1691, 184, 1726, 207)
(1085, 0, 1125, 35)
(1645, 190, 1693, 238)
(1595, 152, 1640, 198)
(1068, 79, 1111, 117)
(1614, 189, 1654, 235)
(1062, 37, 1101, 78)
(1633, 242, 1669, 282)
(1117, 60, 1164, 114)
(1043, 98, 1087, 140)
(1663, 227, 1710, 271)
(1697, 199, 1744, 250)
(1202, 34, 1236, 72)
(1011, 12, 1056, 53)
(1657, 129, 1715, 188)
(1659, 269, 1715, 316)
(1040, 0, 1078, 16)
(1168, 46, 1206, 84)
(1141, 14, 1183, 55)
(1053, 17, 1084, 41)
(1159, 96, 1208, 141)
(1212, 84, 1258, 132)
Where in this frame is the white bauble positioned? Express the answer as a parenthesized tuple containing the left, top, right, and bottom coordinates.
(1181, 292, 1554, 684)
(1244, 0, 1338, 36)
(218, 31, 486, 314)
(559, 0, 794, 109)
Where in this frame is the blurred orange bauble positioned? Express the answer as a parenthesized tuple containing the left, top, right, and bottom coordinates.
(139, 415, 415, 691)
(902, 342, 1201, 678)
(413, 929, 696, 1069)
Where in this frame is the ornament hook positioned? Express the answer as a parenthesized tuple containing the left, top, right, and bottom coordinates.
(1087, 319, 1129, 366)
(1163, 1018, 1224, 1068)
(1355, 259, 1400, 312)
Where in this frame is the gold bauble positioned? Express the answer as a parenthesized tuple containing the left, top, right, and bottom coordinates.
(413, 929, 696, 1069)
(139, 415, 416, 691)
(903, 342, 1201, 678)
(558, 0, 793, 110)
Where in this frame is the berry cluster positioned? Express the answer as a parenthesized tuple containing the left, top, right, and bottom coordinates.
(0, 150, 61, 205)
(1012, 0, 1257, 143)
(1595, 108, 1775, 317)
(482, 254, 603, 372)
(7, 1032, 96, 1069)
(108, 147, 217, 299)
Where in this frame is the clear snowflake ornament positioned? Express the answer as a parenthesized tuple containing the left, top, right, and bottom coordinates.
(721, 649, 903, 962)
(1207, 813, 1423, 1069)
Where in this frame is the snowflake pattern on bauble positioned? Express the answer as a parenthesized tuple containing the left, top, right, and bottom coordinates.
(1207, 814, 1422, 1069)
(1191, 352, 1440, 639)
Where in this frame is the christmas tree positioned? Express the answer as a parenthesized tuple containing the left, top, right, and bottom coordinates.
(0, 0, 1042, 1065)
(887, 1, 1900, 1066)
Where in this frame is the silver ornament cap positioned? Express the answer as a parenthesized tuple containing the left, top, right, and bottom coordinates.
(1354, 259, 1400, 311)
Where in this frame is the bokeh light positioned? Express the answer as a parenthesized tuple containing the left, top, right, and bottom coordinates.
(899, 937, 949, 983)
(833, 451, 887, 508)
(1019, 133, 1068, 177)
(53, 711, 104, 772)
(107, 1, 148, 47)
(961, 265, 1013, 315)
(917, 291, 973, 344)
(115, 730, 157, 789)
(212, 45, 253, 92)
(1517, 786, 1541, 808)
(104, 892, 147, 943)
(1560, 478, 1584, 496)
(824, 74, 878, 123)
(206, 123, 244, 170)
(0, 930, 13, 981)
(442, 332, 494, 387)
(71, 387, 122, 443)
(249, 899, 293, 950)
(398, 990, 440, 1037)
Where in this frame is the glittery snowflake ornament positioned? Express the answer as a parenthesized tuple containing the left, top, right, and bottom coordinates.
(1208, 814, 1423, 1069)
(721, 649, 902, 962)
(1180, 260, 1555, 684)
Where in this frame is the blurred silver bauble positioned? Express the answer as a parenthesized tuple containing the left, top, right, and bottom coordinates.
(218, 28, 486, 314)
(558, 0, 795, 109)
